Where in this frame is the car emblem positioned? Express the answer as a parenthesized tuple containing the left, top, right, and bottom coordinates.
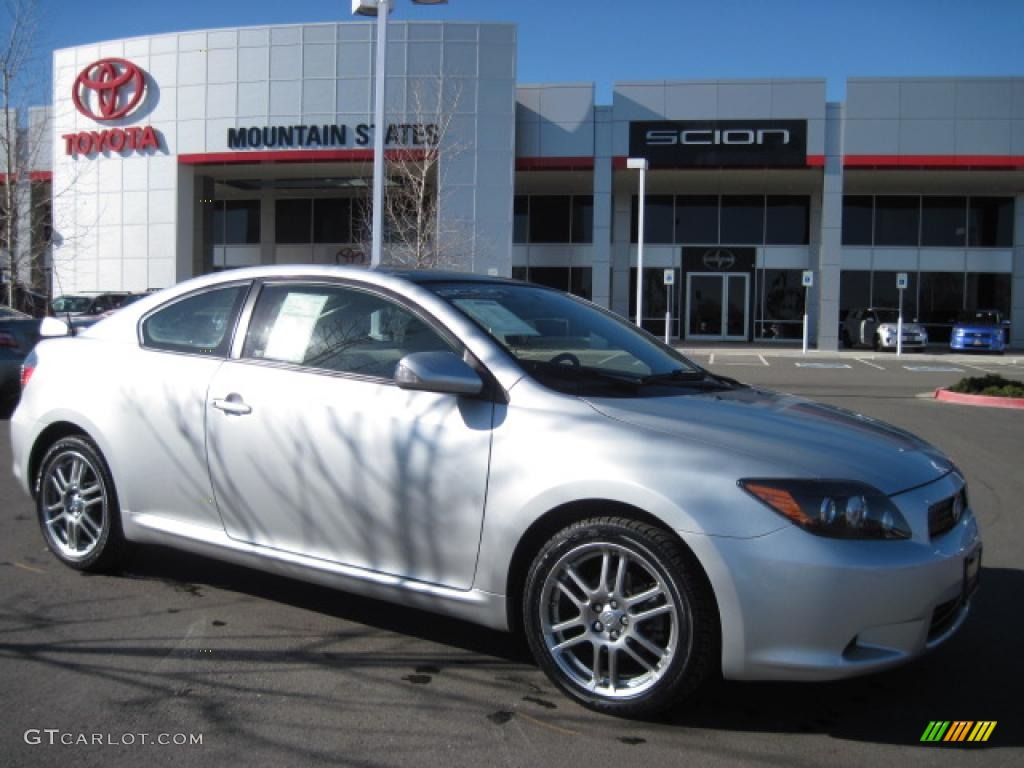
(72, 58, 146, 121)
(702, 248, 736, 271)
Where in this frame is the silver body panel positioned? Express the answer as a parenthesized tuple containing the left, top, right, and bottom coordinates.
(10, 266, 981, 680)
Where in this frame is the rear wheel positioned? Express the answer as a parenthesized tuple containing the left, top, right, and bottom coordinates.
(523, 517, 717, 717)
(36, 436, 126, 572)
(872, 334, 882, 352)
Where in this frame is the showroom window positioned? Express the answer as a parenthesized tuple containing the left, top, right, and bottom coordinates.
(213, 200, 260, 245)
(720, 196, 765, 244)
(967, 197, 1013, 247)
(873, 196, 920, 246)
(629, 195, 675, 244)
(628, 268, 681, 336)
(842, 195, 1013, 247)
(838, 270, 871, 320)
(675, 195, 718, 243)
(841, 196, 873, 246)
(515, 195, 593, 244)
(872, 270, 918, 317)
(920, 197, 966, 247)
(276, 197, 368, 244)
(765, 196, 810, 245)
(512, 266, 593, 301)
(630, 195, 810, 245)
(754, 269, 804, 340)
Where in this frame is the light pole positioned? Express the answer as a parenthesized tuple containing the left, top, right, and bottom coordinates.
(351, 0, 447, 268)
(626, 157, 648, 327)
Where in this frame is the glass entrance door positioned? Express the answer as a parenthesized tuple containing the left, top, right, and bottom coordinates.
(686, 272, 749, 341)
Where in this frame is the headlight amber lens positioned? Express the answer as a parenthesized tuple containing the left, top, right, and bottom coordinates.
(739, 479, 912, 539)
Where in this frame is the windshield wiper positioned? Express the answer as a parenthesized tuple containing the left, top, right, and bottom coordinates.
(639, 368, 742, 389)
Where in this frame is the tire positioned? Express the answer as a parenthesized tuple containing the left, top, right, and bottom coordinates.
(36, 435, 126, 572)
(872, 334, 882, 352)
(523, 517, 717, 717)
(839, 329, 851, 349)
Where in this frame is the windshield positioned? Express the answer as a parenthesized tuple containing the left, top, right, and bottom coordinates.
(428, 281, 722, 396)
(52, 296, 93, 314)
(873, 309, 901, 323)
(956, 310, 1000, 325)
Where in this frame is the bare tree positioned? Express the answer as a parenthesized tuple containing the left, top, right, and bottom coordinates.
(0, 0, 49, 311)
(355, 78, 476, 270)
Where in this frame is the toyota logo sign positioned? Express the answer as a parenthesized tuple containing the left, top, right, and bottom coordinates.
(72, 58, 146, 121)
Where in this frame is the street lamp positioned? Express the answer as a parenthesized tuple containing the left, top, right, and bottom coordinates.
(626, 157, 648, 327)
(352, 0, 448, 268)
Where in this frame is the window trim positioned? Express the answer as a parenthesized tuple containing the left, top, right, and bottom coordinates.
(138, 281, 253, 358)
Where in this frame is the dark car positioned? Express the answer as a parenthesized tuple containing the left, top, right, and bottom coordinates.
(0, 306, 42, 405)
(51, 292, 131, 329)
(950, 310, 1010, 353)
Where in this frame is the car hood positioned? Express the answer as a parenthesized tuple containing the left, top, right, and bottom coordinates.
(954, 323, 1000, 333)
(584, 387, 953, 496)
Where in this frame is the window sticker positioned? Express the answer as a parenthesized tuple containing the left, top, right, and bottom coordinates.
(264, 292, 330, 363)
(452, 299, 540, 338)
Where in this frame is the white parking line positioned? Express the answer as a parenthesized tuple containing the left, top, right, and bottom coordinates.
(709, 353, 715, 365)
(758, 355, 769, 367)
(956, 361, 998, 374)
(854, 357, 885, 370)
(903, 365, 964, 373)
(795, 362, 852, 369)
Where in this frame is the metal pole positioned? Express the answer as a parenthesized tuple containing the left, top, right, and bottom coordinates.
(635, 165, 645, 327)
(370, 0, 389, 267)
(897, 288, 904, 357)
(802, 286, 809, 354)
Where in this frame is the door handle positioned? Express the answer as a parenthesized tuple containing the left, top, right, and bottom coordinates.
(212, 394, 252, 416)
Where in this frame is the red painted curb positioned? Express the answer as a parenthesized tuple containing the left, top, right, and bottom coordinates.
(934, 388, 1024, 409)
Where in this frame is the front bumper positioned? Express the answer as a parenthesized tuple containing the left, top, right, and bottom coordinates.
(684, 471, 981, 681)
(951, 334, 1005, 352)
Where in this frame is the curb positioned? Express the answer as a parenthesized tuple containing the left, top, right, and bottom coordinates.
(933, 388, 1024, 409)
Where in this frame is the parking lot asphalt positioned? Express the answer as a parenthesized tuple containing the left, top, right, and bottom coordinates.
(1, 360, 1022, 768)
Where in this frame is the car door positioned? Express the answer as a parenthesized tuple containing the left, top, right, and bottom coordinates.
(861, 311, 878, 344)
(205, 280, 495, 590)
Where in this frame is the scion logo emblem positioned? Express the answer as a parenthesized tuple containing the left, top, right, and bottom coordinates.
(72, 58, 146, 121)
(702, 248, 736, 271)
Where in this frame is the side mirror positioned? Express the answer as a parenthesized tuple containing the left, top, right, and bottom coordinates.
(395, 351, 483, 396)
(39, 317, 71, 337)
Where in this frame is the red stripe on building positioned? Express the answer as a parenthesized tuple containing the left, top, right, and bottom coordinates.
(516, 156, 595, 171)
(0, 171, 53, 182)
(611, 156, 827, 169)
(844, 155, 1024, 169)
(177, 149, 428, 165)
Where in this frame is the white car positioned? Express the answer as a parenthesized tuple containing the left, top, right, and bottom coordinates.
(842, 307, 928, 351)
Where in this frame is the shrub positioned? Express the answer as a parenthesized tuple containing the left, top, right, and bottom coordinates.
(948, 374, 1024, 398)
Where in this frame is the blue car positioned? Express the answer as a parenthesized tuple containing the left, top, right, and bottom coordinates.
(950, 310, 1009, 353)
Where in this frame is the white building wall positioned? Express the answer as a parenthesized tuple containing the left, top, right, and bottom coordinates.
(51, 22, 516, 292)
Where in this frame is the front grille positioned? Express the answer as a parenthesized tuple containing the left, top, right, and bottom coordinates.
(928, 488, 967, 540)
(928, 596, 963, 641)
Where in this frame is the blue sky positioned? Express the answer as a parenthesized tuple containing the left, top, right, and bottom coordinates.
(20, 0, 1024, 104)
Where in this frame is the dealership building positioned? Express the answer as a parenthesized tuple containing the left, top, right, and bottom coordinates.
(18, 20, 1024, 347)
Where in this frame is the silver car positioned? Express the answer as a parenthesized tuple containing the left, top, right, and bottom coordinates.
(10, 267, 981, 717)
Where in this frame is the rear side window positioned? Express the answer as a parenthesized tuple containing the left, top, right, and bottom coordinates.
(142, 285, 248, 355)
(242, 283, 455, 380)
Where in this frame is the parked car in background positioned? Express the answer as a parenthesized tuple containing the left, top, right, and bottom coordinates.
(97, 292, 153, 320)
(950, 310, 1010, 354)
(0, 306, 42, 405)
(841, 307, 928, 351)
(11, 267, 982, 716)
(51, 292, 131, 330)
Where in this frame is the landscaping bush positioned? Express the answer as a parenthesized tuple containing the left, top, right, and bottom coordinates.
(948, 374, 1024, 398)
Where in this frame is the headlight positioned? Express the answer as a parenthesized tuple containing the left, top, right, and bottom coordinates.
(739, 479, 912, 539)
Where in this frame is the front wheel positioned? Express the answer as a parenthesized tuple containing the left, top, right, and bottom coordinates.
(36, 435, 126, 572)
(523, 517, 717, 717)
